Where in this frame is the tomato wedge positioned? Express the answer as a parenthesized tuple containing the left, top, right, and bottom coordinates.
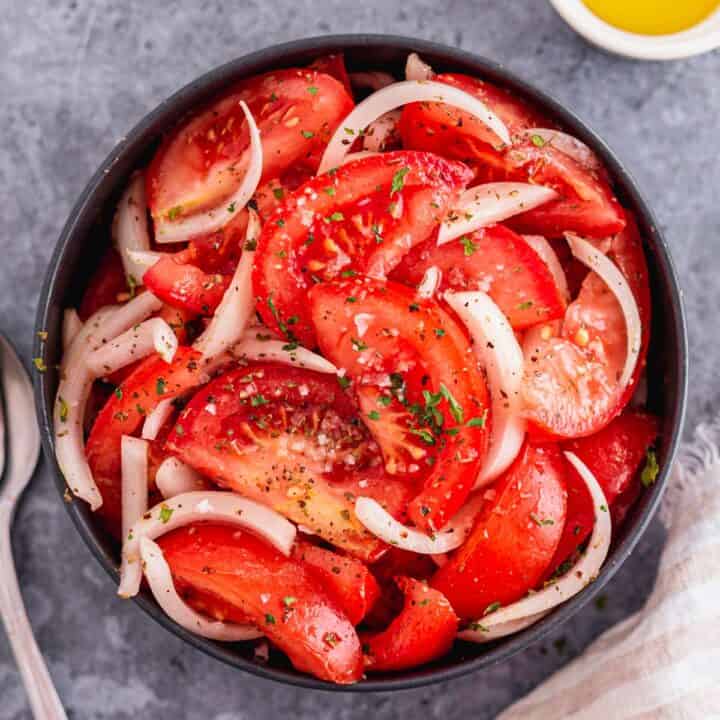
(147, 68, 354, 232)
(391, 224, 567, 329)
(431, 442, 567, 619)
(522, 213, 651, 439)
(79, 248, 128, 321)
(159, 524, 363, 684)
(309, 278, 490, 532)
(309, 53, 352, 95)
(546, 410, 659, 574)
(293, 539, 380, 625)
(399, 73, 625, 238)
(86, 347, 204, 534)
(253, 151, 473, 347)
(362, 577, 458, 672)
(165, 363, 388, 560)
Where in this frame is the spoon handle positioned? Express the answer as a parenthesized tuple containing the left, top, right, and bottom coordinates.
(0, 504, 68, 720)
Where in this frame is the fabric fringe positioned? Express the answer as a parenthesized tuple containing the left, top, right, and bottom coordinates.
(660, 415, 720, 528)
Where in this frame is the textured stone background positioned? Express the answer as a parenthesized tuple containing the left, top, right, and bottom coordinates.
(1, 1, 717, 718)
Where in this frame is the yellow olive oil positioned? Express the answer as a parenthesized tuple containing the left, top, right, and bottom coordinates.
(583, 0, 719, 35)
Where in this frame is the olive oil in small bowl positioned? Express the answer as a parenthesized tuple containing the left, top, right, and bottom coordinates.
(550, 0, 720, 59)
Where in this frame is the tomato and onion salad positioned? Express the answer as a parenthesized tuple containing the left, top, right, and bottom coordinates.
(49, 51, 661, 685)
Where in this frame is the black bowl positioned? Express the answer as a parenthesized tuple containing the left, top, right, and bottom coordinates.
(33, 34, 687, 691)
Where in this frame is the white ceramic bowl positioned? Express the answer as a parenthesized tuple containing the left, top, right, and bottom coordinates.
(549, 0, 720, 60)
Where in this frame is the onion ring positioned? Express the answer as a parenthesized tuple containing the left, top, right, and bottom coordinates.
(54, 292, 162, 509)
(155, 101, 262, 243)
(522, 128, 602, 173)
(113, 172, 151, 282)
(416, 266, 442, 300)
(140, 537, 262, 641)
(318, 80, 511, 173)
(445, 291, 526, 486)
(62, 308, 83, 351)
(141, 398, 175, 441)
(155, 457, 209, 498)
(118, 436, 149, 595)
(566, 233, 642, 389)
(459, 451, 611, 642)
(437, 183, 558, 246)
(231, 338, 338, 374)
(405, 53, 434, 82)
(118, 491, 296, 598)
(85, 317, 178, 376)
(193, 209, 260, 360)
(354, 493, 483, 554)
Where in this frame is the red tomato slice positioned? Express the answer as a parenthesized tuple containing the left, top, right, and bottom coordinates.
(309, 53, 352, 95)
(391, 224, 568, 330)
(165, 363, 391, 560)
(143, 254, 230, 316)
(399, 73, 625, 239)
(78, 248, 128, 321)
(86, 347, 204, 535)
(522, 213, 651, 439)
(546, 410, 659, 574)
(361, 577, 458, 672)
(159, 524, 363, 684)
(431, 442, 567, 619)
(309, 278, 490, 533)
(253, 151, 473, 347)
(293, 539, 380, 625)
(147, 68, 354, 230)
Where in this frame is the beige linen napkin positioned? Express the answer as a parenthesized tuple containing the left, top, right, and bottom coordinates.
(500, 418, 720, 719)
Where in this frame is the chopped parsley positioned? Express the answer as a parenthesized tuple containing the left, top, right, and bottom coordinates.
(351, 337, 368, 351)
(439, 383, 464, 423)
(467, 411, 488, 428)
(367, 410, 380, 421)
(483, 601, 501, 616)
(460, 235, 477, 256)
(58, 396, 69, 423)
(114, 387, 123, 399)
(301, 130, 314, 139)
(337, 375, 351, 389)
(227, 201, 236, 213)
(156, 377, 166, 396)
(251, 394, 268, 407)
(265, 613, 276, 625)
(640, 449, 659, 487)
(307, 86, 318, 95)
(33, 357, 47, 372)
(327, 211, 345, 223)
(283, 596, 297, 607)
(531, 134, 546, 148)
(272, 187, 284, 200)
(159, 505, 174, 524)
(434, 328, 446, 337)
(341, 269, 356, 278)
(391, 166, 410, 194)
(167, 205, 183, 221)
(517, 300, 534, 311)
(323, 186, 336, 196)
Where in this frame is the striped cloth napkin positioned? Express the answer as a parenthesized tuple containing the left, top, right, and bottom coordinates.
(500, 418, 720, 719)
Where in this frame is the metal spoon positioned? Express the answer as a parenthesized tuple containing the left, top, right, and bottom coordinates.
(0, 335, 67, 719)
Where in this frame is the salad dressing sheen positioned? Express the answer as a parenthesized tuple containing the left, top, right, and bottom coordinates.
(582, 0, 719, 35)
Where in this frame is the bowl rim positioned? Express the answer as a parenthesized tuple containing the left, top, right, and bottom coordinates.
(548, 0, 720, 60)
(33, 33, 688, 692)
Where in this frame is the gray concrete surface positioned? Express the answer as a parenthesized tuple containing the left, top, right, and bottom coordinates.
(1, 1, 717, 718)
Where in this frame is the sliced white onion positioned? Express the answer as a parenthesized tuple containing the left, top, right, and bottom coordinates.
(445, 291, 526, 486)
(340, 150, 381, 166)
(119, 436, 149, 595)
(118, 491, 296, 598)
(155, 457, 209, 498)
(125, 249, 167, 274)
(54, 292, 162, 509)
(231, 338, 337, 374)
(522, 235, 571, 304)
(437, 183, 558, 246)
(193, 209, 260, 361)
(566, 233, 642, 389)
(354, 493, 483, 554)
(85, 317, 178, 376)
(522, 128, 602, 173)
(141, 398, 175, 441)
(62, 308, 83, 351)
(363, 110, 401, 152)
(405, 53, 434, 82)
(318, 80, 511, 174)
(349, 71, 395, 91)
(155, 101, 262, 243)
(460, 451, 611, 641)
(458, 611, 548, 643)
(113, 172, 151, 281)
(139, 537, 262, 641)
(416, 266, 442, 300)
